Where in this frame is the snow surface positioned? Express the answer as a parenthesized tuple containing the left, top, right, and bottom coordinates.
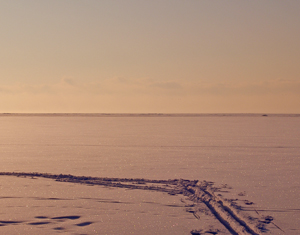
(0, 114, 299, 234)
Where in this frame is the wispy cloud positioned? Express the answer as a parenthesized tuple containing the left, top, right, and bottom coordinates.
(1, 77, 300, 97)
(60, 77, 77, 86)
(1, 77, 299, 113)
(187, 79, 300, 96)
(149, 81, 182, 89)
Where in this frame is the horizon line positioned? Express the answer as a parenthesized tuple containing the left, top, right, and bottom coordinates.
(0, 113, 299, 117)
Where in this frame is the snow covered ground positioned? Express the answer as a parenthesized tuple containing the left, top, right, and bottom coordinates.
(0, 114, 299, 234)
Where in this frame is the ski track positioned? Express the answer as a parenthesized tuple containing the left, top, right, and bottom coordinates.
(0, 172, 271, 235)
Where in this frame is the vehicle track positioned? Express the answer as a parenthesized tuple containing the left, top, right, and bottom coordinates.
(0, 172, 268, 234)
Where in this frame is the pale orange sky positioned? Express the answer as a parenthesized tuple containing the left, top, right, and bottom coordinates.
(1, 1, 300, 113)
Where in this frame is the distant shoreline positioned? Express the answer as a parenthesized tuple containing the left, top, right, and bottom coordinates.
(0, 113, 299, 117)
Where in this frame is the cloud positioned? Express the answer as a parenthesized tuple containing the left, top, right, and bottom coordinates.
(75, 77, 184, 96)
(1, 77, 299, 97)
(60, 77, 76, 86)
(1, 77, 299, 113)
(149, 81, 182, 89)
(0, 86, 11, 93)
(187, 79, 300, 96)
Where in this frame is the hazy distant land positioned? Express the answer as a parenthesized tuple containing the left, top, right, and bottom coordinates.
(1, 113, 299, 117)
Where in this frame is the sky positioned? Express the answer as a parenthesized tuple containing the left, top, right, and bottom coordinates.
(1, 0, 300, 113)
